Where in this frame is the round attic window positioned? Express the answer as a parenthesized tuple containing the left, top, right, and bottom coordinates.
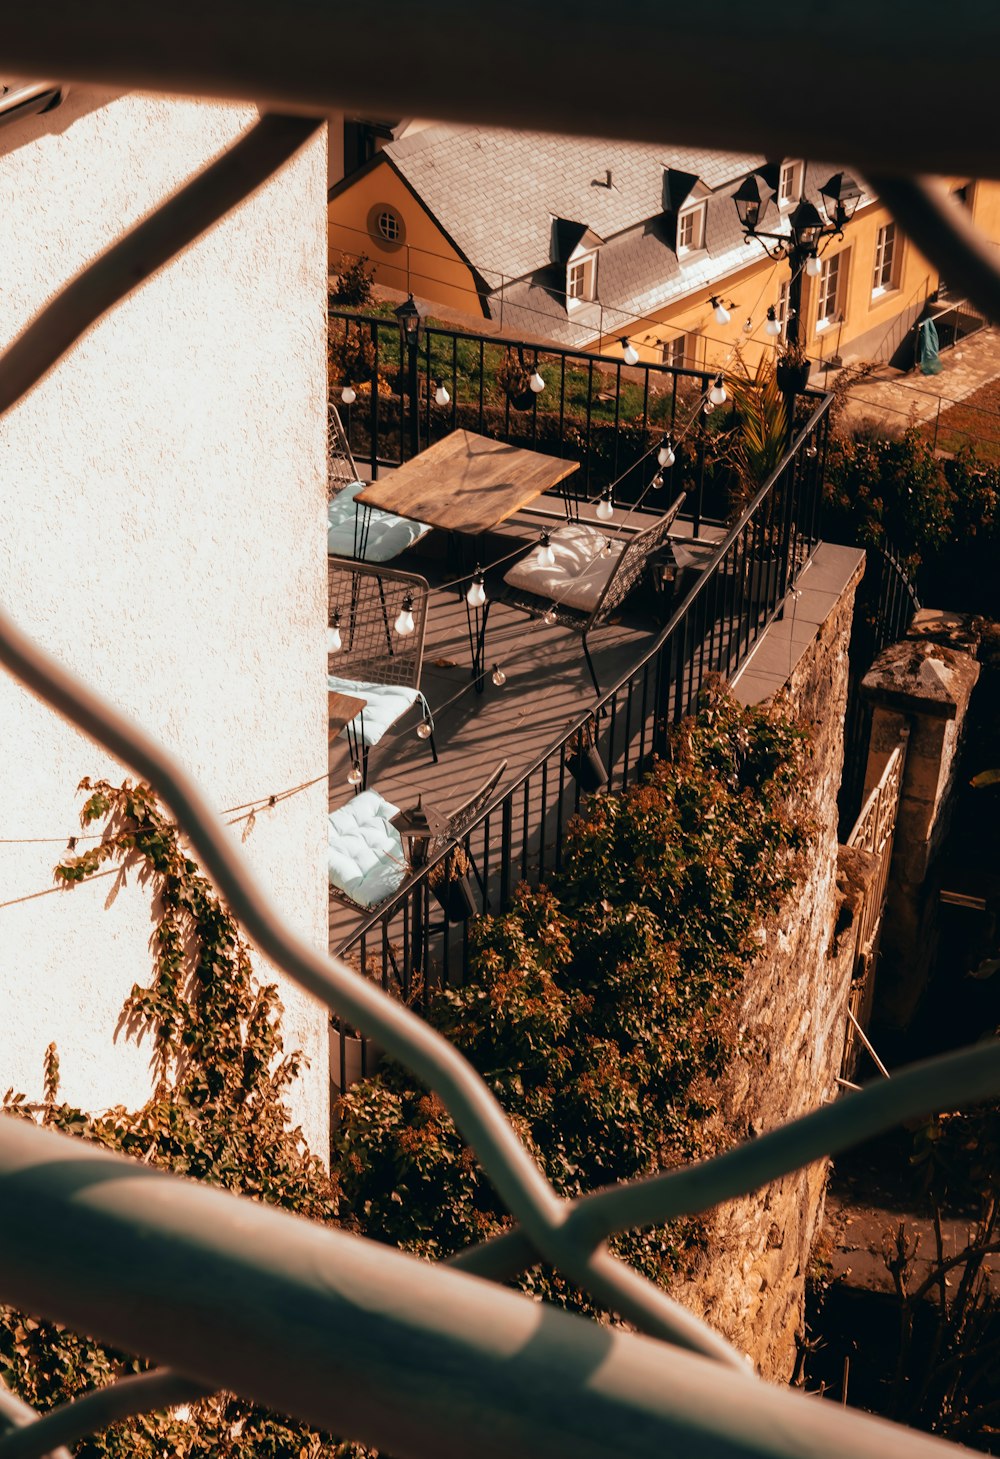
(367, 203, 405, 250)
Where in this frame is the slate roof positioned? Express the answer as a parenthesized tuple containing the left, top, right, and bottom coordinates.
(383, 124, 762, 286)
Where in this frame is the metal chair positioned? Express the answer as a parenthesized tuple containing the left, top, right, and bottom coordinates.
(328, 557, 437, 787)
(479, 495, 687, 696)
(327, 407, 430, 563)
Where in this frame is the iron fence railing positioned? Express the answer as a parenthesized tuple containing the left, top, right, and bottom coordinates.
(335, 393, 832, 1020)
(329, 308, 739, 532)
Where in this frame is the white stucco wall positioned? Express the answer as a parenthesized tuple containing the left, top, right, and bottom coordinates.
(0, 91, 330, 1153)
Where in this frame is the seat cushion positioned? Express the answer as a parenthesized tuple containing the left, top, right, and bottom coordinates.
(503, 523, 624, 613)
(328, 674, 421, 747)
(328, 480, 430, 563)
(328, 789, 407, 907)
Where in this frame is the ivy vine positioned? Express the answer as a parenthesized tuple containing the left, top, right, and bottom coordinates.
(1, 778, 343, 1457)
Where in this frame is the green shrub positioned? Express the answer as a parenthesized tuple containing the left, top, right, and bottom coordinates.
(333, 688, 810, 1315)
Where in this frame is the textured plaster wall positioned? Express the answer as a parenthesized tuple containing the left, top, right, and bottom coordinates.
(0, 92, 330, 1153)
(671, 567, 862, 1381)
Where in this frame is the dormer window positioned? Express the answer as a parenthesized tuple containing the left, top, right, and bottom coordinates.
(677, 201, 706, 255)
(778, 160, 804, 210)
(567, 249, 598, 304)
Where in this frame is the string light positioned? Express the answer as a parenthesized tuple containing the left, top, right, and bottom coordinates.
(596, 490, 614, 521)
(434, 379, 450, 407)
(709, 295, 732, 326)
(708, 373, 728, 406)
(529, 365, 545, 393)
(543, 608, 557, 625)
(491, 664, 507, 686)
(466, 570, 486, 608)
(536, 532, 556, 568)
(340, 384, 356, 405)
(394, 593, 415, 637)
(742, 317, 753, 333)
(805, 442, 818, 458)
(657, 437, 676, 468)
(416, 720, 432, 739)
(651, 471, 664, 489)
(765, 305, 783, 337)
(703, 400, 715, 416)
(328, 611, 342, 654)
(620, 337, 639, 366)
(601, 538, 614, 557)
(347, 761, 363, 786)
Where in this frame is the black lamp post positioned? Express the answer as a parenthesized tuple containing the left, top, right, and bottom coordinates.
(394, 292, 422, 461)
(733, 169, 862, 364)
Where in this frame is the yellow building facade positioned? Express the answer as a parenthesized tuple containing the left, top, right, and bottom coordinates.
(330, 141, 1000, 379)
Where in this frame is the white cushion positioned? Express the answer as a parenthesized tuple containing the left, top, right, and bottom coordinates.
(328, 480, 430, 563)
(328, 790, 407, 907)
(328, 674, 421, 747)
(503, 523, 624, 613)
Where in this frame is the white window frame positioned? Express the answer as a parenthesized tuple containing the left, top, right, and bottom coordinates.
(776, 279, 791, 330)
(778, 160, 803, 210)
(375, 207, 402, 242)
(816, 250, 846, 332)
(661, 333, 693, 369)
(566, 249, 598, 305)
(676, 201, 706, 256)
(871, 222, 899, 297)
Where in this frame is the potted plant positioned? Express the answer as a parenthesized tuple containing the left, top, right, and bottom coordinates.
(566, 718, 608, 791)
(495, 348, 535, 410)
(428, 843, 478, 922)
(775, 338, 811, 395)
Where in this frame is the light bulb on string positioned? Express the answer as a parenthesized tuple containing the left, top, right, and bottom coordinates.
(806, 251, 822, 277)
(765, 306, 782, 338)
(529, 365, 545, 393)
(596, 491, 614, 521)
(341, 384, 356, 405)
(651, 471, 664, 490)
(416, 720, 432, 739)
(466, 570, 486, 608)
(394, 594, 415, 637)
(657, 437, 676, 468)
(601, 538, 614, 557)
(491, 664, 507, 686)
(709, 374, 728, 406)
(621, 338, 639, 366)
(805, 442, 818, 458)
(742, 317, 753, 334)
(434, 380, 450, 407)
(536, 532, 556, 568)
(347, 761, 363, 786)
(543, 607, 557, 625)
(328, 611, 342, 654)
(710, 295, 731, 326)
(703, 400, 715, 416)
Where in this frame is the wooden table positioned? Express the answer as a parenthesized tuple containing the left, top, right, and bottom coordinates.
(328, 690, 368, 786)
(356, 430, 580, 535)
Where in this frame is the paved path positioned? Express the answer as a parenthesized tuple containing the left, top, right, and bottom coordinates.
(838, 326, 1000, 440)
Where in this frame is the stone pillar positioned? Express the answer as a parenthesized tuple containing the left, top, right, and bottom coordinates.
(861, 614, 981, 1030)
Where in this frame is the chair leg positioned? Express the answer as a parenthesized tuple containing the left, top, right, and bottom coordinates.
(473, 600, 493, 695)
(428, 729, 439, 765)
(361, 744, 371, 790)
(583, 634, 602, 697)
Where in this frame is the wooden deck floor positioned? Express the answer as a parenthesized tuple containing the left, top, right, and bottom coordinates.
(327, 518, 677, 953)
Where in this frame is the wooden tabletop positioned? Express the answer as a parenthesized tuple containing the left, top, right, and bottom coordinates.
(328, 690, 367, 741)
(357, 430, 580, 535)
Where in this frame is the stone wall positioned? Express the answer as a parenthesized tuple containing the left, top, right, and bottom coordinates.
(671, 551, 866, 1381)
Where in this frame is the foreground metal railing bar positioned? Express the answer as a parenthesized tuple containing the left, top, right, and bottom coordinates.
(3, 97, 1000, 1459)
(5, 3, 1000, 182)
(3, 1055, 999, 1459)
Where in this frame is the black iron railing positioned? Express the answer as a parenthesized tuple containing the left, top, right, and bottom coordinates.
(329, 309, 733, 531)
(334, 392, 833, 1029)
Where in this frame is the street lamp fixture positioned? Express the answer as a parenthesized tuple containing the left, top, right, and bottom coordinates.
(733, 165, 863, 376)
(394, 293, 423, 458)
(394, 293, 421, 337)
